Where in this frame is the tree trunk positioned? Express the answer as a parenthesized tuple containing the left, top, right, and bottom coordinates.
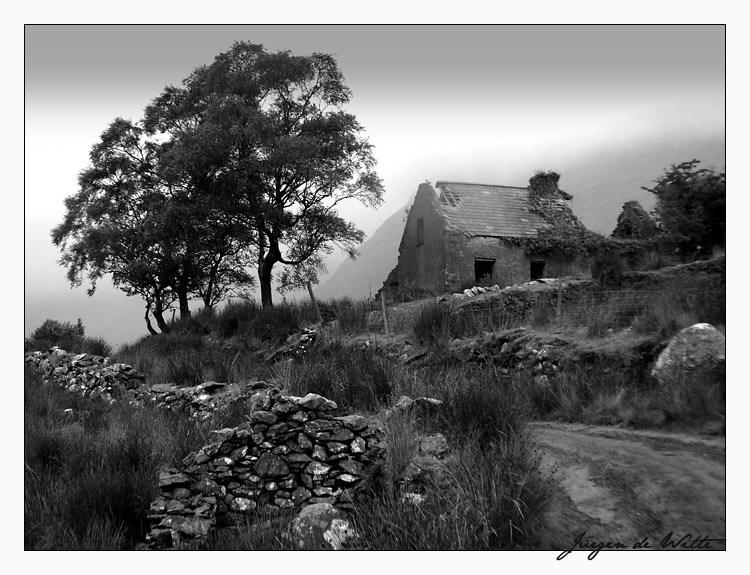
(259, 258, 275, 308)
(202, 272, 216, 309)
(152, 292, 170, 333)
(153, 308, 170, 333)
(177, 286, 191, 319)
(144, 306, 158, 336)
(257, 236, 280, 309)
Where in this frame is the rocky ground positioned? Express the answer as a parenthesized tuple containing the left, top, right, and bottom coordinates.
(529, 422, 726, 555)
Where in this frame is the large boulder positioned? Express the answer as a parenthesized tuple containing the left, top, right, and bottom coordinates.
(287, 503, 356, 550)
(651, 323, 726, 388)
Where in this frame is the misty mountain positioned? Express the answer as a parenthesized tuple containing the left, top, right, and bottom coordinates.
(314, 202, 410, 301)
(314, 134, 725, 300)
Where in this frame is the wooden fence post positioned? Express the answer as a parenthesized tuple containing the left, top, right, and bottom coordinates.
(307, 281, 323, 325)
(556, 278, 564, 320)
(381, 292, 391, 336)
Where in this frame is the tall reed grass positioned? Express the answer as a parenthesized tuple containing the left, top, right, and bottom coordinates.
(349, 365, 548, 550)
(24, 367, 221, 550)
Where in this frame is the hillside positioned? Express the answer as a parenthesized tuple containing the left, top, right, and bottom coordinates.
(314, 202, 409, 300)
(24, 255, 726, 551)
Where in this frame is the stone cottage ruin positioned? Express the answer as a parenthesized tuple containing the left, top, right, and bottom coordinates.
(383, 173, 591, 296)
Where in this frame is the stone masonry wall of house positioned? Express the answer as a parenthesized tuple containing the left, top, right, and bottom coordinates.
(24, 348, 385, 550)
(447, 236, 591, 293)
(395, 183, 447, 294)
(386, 182, 592, 297)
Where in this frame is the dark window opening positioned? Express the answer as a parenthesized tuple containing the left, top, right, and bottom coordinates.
(416, 217, 424, 246)
(530, 260, 546, 281)
(475, 258, 495, 283)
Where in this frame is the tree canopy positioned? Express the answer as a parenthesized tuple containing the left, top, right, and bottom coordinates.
(53, 42, 381, 332)
(143, 42, 384, 307)
(52, 118, 254, 333)
(643, 159, 725, 256)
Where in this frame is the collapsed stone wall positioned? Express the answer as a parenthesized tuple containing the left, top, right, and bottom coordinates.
(25, 347, 385, 550)
(24, 348, 260, 418)
(24, 348, 145, 403)
(146, 389, 383, 549)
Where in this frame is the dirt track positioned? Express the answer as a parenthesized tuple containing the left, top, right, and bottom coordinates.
(529, 422, 726, 555)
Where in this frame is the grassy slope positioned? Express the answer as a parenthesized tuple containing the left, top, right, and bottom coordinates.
(24, 258, 724, 550)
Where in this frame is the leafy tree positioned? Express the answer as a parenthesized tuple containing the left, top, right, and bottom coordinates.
(643, 159, 725, 256)
(143, 42, 384, 307)
(52, 119, 254, 333)
(30, 318, 85, 343)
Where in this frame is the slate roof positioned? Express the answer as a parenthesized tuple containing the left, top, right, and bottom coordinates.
(434, 181, 550, 238)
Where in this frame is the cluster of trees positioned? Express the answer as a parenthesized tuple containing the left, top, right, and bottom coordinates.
(528, 161, 725, 265)
(614, 159, 725, 257)
(52, 42, 384, 333)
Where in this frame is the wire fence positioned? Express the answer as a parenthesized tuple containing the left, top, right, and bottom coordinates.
(358, 286, 726, 337)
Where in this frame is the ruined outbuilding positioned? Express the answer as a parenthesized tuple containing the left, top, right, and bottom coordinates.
(383, 173, 591, 297)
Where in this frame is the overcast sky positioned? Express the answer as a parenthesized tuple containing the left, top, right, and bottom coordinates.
(24, 24, 726, 346)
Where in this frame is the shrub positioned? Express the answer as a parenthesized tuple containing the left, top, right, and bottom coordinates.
(327, 297, 375, 334)
(631, 285, 709, 338)
(279, 344, 392, 412)
(432, 366, 527, 448)
(170, 306, 215, 335)
(349, 368, 548, 550)
(219, 302, 311, 344)
(31, 318, 85, 343)
(637, 248, 669, 271)
(350, 448, 547, 550)
(521, 362, 633, 422)
(529, 298, 554, 328)
(412, 302, 452, 346)
(591, 252, 624, 289)
(450, 304, 517, 336)
(25, 318, 86, 352)
(655, 371, 725, 426)
(25, 318, 113, 356)
(381, 409, 418, 494)
(115, 331, 266, 386)
(216, 300, 258, 338)
(80, 337, 113, 357)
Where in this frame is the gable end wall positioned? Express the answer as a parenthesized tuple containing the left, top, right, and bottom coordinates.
(394, 183, 447, 294)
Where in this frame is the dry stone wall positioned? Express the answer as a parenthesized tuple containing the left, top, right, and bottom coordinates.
(24, 347, 257, 417)
(146, 388, 383, 549)
(24, 347, 145, 403)
(25, 346, 386, 550)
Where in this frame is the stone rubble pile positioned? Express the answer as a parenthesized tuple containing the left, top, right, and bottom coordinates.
(24, 347, 145, 403)
(264, 327, 319, 362)
(447, 328, 564, 373)
(385, 394, 443, 419)
(143, 387, 384, 550)
(134, 380, 273, 419)
(455, 284, 502, 299)
(24, 347, 264, 417)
